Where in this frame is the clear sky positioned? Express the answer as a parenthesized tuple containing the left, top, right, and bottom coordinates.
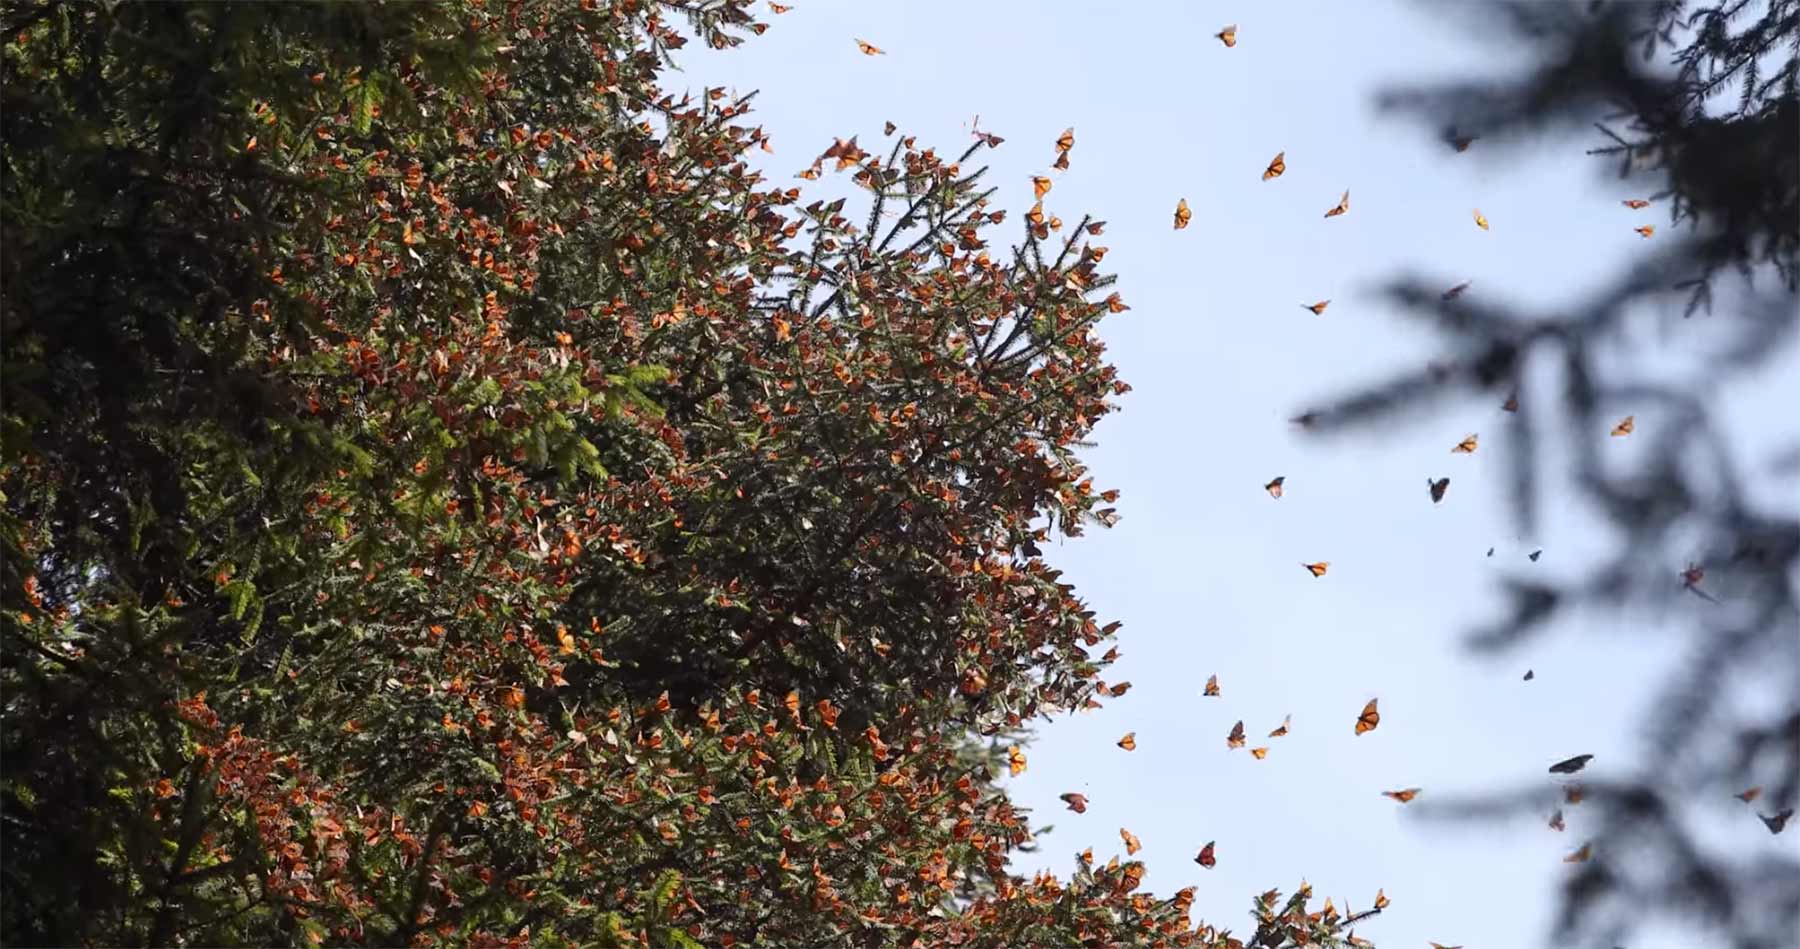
(680, 3, 1800, 946)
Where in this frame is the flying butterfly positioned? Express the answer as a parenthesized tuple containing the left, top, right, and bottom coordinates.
(1473, 209, 1489, 231)
(1007, 745, 1027, 776)
(1529, 549, 1543, 562)
(1523, 669, 1535, 681)
(854, 38, 885, 55)
(1060, 793, 1088, 813)
(1203, 674, 1221, 697)
(1430, 944, 1464, 949)
(1549, 808, 1565, 831)
(1502, 392, 1519, 412)
(1636, 224, 1655, 238)
(1622, 198, 1650, 209)
(883, 120, 897, 135)
(1355, 698, 1380, 735)
(1032, 175, 1052, 200)
(1611, 415, 1634, 436)
(1563, 843, 1594, 863)
(1302, 300, 1330, 315)
(1442, 280, 1472, 300)
(1195, 841, 1217, 867)
(1173, 198, 1191, 230)
(1226, 720, 1246, 749)
(1548, 754, 1594, 775)
(1565, 784, 1585, 805)
(1264, 476, 1285, 499)
(1302, 561, 1329, 578)
(769, 1, 792, 11)
(1215, 24, 1237, 47)
(1263, 151, 1286, 181)
(1452, 434, 1478, 454)
(1443, 126, 1478, 152)
(1120, 827, 1142, 855)
(1762, 809, 1794, 835)
(1382, 788, 1421, 803)
(1737, 787, 1763, 803)
(1429, 477, 1450, 503)
(1116, 732, 1136, 751)
(1268, 714, 1291, 737)
(1055, 127, 1075, 154)
(1250, 746, 1269, 760)
(1324, 190, 1350, 218)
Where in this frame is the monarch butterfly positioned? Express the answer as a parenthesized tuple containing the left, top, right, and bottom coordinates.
(1262, 151, 1285, 181)
(1763, 809, 1794, 834)
(854, 38, 885, 55)
(1565, 784, 1585, 805)
(796, 163, 821, 180)
(1056, 127, 1075, 154)
(1429, 477, 1450, 503)
(1548, 753, 1593, 775)
(1442, 280, 1472, 300)
(1611, 415, 1634, 436)
(1107, 681, 1131, 697)
(1452, 434, 1478, 453)
(1079, 847, 1093, 865)
(1355, 698, 1380, 735)
(1302, 561, 1329, 577)
(1635, 225, 1655, 238)
(1268, 714, 1290, 737)
(1215, 24, 1237, 47)
(1502, 392, 1519, 412)
(1249, 746, 1269, 759)
(1194, 841, 1217, 867)
(1488, 547, 1496, 557)
(1007, 746, 1027, 776)
(1172, 198, 1193, 230)
(1120, 828, 1142, 855)
(1737, 787, 1763, 803)
(769, 1, 792, 11)
(1382, 788, 1421, 803)
(1116, 732, 1136, 751)
(1324, 190, 1350, 218)
(883, 120, 897, 135)
(1548, 808, 1565, 831)
(1226, 720, 1246, 749)
(1529, 549, 1542, 561)
(1053, 152, 1070, 171)
(1302, 300, 1330, 315)
(1264, 476, 1285, 499)
(1032, 175, 1052, 200)
(1564, 842, 1593, 863)
(1429, 943, 1464, 949)
(1373, 888, 1390, 910)
(1473, 209, 1489, 231)
(1622, 198, 1649, 209)
(1203, 674, 1221, 697)
(1523, 669, 1535, 680)
(1060, 792, 1088, 813)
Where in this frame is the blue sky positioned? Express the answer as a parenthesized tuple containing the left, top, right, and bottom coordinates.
(681, 3, 1800, 945)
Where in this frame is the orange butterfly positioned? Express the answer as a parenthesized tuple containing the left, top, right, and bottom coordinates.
(1549, 808, 1565, 831)
(1565, 784, 1585, 805)
(1302, 300, 1330, 315)
(1564, 842, 1594, 863)
(1250, 746, 1269, 760)
(1053, 128, 1075, 155)
(1060, 792, 1087, 813)
(1079, 847, 1093, 864)
(1032, 175, 1052, 200)
(1355, 698, 1380, 735)
(1302, 561, 1329, 578)
(1173, 198, 1191, 230)
(1738, 787, 1763, 803)
(1053, 152, 1069, 171)
(1452, 434, 1478, 453)
(1226, 720, 1246, 749)
(1120, 828, 1142, 855)
(1116, 732, 1136, 751)
(1383, 788, 1420, 803)
(1442, 280, 1472, 300)
(1194, 841, 1217, 867)
(854, 38, 885, 55)
(1622, 198, 1650, 209)
(1262, 151, 1286, 181)
(1264, 476, 1285, 499)
(1636, 224, 1655, 238)
(1610, 415, 1634, 436)
(1007, 746, 1027, 776)
(1503, 392, 1520, 412)
(1473, 209, 1489, 231)
(1203, 674, 1221, 697)
(1215, 24, 1237, 47)
(882, 120, 896, 135)
(1373, 888, 1391, 910)
(1428, 477, 1449, 503)
(1268, 714, 1291, 737)
(1107, 681, 1131, 697)
(1324, 190, 1350, 218)
(769, 1, 792, 11)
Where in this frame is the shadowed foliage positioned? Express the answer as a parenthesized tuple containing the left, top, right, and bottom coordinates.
(1297, 2, 1799, 947)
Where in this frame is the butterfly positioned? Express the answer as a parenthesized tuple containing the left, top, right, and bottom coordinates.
(1442, 280, 1472, 300)
(1215, 24, 1237, 47)
(1443, 126, 1478, 151)
(1548, 808, 1565, 831)
(1564, 842, 1594, 863)
(1324, 190, 1350, 218)
(1194, 841, 1217, 867)
(1226, 720, 1246, 749)
(1523, 669, 1535, 680)
(1173, 198, 1191, 230)
(1031, 176, 1052, 200)
(1056, 127, 1074, 153)
(1262, 151, 1286, 181)
(768, 1, 792, 11)
(1429, 477, 1450, 503)
(1301, 300, 1330, 315)
(1622, 198, 1650, 209)
(1302, 561, 1329, 578)
(1116, 732, 1136, 751)
(1373, 888, 1390, 910)
(1473, 209, 1489, 231)
(1007, 746, 1027, 776)
(1762, 809, 1794, 834)
(1737, 787, 1763, 803)
(1565, 784, 1585, 805)
(1355, 698, 1381, 735)
(1487, 547, 1496, 557)
(1452, 434, 1478, 454)
(1430, 944, 1464, 949)
(1268, 714, 1291, 737)
(854, 38, 885, 55)
(1203, 674, 1221, 697)
(1529, 549, 1543, 561)
(1635, 225, 1655, 238)
(1250, 746, 1269, 760)
(883, 120, 897, 136)
(1107, 681, 1131, 697)
(1502, 392, 1519, 412)
(1382, 788, 1421, 803)
(1120, 827, 1142, 855)
(1264, 476, 1285, 499)
(1610, 415, 1634, 437)
(1549, 754, 1594, 775)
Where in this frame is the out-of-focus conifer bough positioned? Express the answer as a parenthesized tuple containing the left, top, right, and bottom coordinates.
(0, 3, 1374, 947)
